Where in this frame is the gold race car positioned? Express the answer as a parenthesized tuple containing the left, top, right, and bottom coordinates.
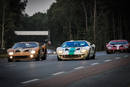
(7, 42, 47, 62)
(56, 40, 96, 60)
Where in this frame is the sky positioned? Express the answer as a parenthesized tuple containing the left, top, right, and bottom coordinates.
(25, 0, 55, 16)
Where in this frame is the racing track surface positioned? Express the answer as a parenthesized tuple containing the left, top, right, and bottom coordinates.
(0, 51, 130, 87)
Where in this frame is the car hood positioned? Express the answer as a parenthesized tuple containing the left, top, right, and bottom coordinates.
(7, 47, 38, 52)
(57, 46, 90, 51)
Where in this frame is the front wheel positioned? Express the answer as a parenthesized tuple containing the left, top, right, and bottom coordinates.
(57, 56, 62, 61)
(106, 50, 111, 54)
(127, 49, 130, 53)
(8, 58, 13, 62)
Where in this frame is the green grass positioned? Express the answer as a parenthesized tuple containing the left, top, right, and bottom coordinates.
(0, 54, 8, 58)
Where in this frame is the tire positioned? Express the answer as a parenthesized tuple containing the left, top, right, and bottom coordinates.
(91, 54, 95, 59)
(41, 54, 47, 60)
(8, 58, 13, 62)
(35, 52, 40, 61)
(57, 56, 62, 61)
(91, 50, 96, 59)
(106, 50, 111, 54)
(127, 49, 130, 53)
(35, 56, 40, 61)
(85, 53, 90, 60)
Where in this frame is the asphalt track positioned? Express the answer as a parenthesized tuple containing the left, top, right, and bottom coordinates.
(0, 51, 130, 87)
(24, 56, 130, 87)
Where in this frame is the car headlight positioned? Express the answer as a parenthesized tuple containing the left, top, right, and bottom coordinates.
(81, 49, 87, 53)
(57, 50, 63, 54)
(108, 46, 112, 49)
(30, 50, 36, 54)
(9, 52, 14, 55)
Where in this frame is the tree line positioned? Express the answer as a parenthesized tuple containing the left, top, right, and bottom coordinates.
(0, 0, 27, 48)
(47, 0, 130, 50)
(0, 0, 129, 50)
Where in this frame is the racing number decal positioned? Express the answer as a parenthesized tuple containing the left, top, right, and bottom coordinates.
(69, 48, 75, 55)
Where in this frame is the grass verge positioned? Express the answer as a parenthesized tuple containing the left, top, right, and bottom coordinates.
(0, 54, 8, 58)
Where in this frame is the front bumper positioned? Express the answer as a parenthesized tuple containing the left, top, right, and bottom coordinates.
(8, 52, 38, 60)
(57, 53, 89, 60)
(107, 48, 128, 53)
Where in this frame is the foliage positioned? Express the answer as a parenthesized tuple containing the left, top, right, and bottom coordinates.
(0, 0, 27, 48)
(1, 0, 129, 51)
(46, 0, 130, 50)
(19, 12, 48, 31)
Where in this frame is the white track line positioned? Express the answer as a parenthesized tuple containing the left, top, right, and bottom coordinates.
(52, 71, 65, 76)
(104, 59, 112, 62)
(7, 64, 16, 67)
(115, 57, 120, 60)
(124, 55, 128, 58)
(74, 66, 84, 70)
(91, 63, 99, 66)
(21, 79, 39, 84)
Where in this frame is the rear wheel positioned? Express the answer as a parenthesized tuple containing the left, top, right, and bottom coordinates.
(35, 56, 40, 61)
(91, 54, 95, 59)
(35, 52, 40, 61)
(91, 50, 96, 59)
(85, 53, 90, 60)
(41, 49, 47, 60)
(41, 54, 47, 60)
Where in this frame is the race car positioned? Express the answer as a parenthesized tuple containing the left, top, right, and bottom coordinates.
(56, 40, 96, 60)
(106, 40, 130, 54)
(7, 42, 47, 62)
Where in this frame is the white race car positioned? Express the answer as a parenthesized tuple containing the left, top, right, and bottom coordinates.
(56, 40, 96, 60)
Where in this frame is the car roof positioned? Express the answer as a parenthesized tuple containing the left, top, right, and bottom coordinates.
(65, 40, 88, 42)
(110, 40, 128, 42)
(16, 41, 39, 44)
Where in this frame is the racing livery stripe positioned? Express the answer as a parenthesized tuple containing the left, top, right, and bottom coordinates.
(69, 48, 75, 55)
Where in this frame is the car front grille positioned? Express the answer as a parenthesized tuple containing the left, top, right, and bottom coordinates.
(14, 56, 29, 59)
(62, 55, 81, 58)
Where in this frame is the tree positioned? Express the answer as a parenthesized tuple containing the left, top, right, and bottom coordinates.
(19, 0, 130, 50)
(0, 0, 27, 48)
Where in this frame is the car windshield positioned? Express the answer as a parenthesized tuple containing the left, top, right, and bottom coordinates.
(110, 41, 128, 45)
(12, 42, 38, 49)
(62, 41, 88, 47)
